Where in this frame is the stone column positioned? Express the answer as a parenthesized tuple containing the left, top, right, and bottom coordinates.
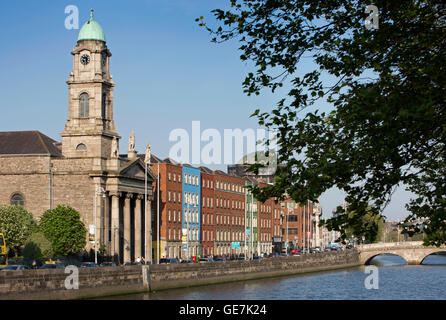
(104, 194, 110, 254)
(145, 199, 152, 263)
(134, 195, 143, 260)
(110, 192, 121, 261)
(124, 193, 133, 264)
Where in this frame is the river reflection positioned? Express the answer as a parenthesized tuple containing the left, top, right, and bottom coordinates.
(100, 254, 446, 300)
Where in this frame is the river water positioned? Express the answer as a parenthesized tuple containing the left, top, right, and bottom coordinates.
(105, 254, 446, 300)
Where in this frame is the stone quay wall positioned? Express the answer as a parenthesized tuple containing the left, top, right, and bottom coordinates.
(0, 249, 360, 299)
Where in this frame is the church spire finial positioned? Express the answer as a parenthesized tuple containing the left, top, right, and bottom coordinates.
(90, 8, 94, 21)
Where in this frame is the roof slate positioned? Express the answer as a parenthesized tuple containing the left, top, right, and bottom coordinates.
(0, 131, 62, 156)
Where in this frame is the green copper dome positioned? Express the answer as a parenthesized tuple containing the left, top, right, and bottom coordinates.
(78, 9, 106, 42)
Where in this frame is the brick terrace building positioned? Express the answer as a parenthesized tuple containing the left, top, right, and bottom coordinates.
(150, 157, 183, 260)
(213, 170, 245, 257)
(282, 199, 300, 253)
(281, 199, 314, 252)
(199, 167, 215, 257)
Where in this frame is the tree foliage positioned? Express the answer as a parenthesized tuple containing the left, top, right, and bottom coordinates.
(325, 206, 385, 243)
(39, 205, 87, 256)
(0, 205, 36, 255)
(23, 231, 53, 259)
(201, 0, 446, 245)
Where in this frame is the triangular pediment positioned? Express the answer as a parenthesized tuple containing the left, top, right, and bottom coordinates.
(119, 158, 156, 181)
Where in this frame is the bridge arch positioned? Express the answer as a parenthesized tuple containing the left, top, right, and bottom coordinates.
(363, 253, 407, 265)
(358, 242, 446, 265)
(420, 251, 446, 264)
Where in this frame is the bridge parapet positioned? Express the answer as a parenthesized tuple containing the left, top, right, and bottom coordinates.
(358, 241, 424, 250)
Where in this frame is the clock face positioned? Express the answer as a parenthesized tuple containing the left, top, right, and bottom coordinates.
(80, 54, 90, 65)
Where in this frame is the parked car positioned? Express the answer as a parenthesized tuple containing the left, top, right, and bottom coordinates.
(198, 258, 212, 263)
(99, 262, 117, 267)
(213, 257, 227, 262)
(291, 249, 301, 256)
(159, 258, 180, 264)
(181, 259, 193, 263)
(80, 262, 98, 268)
(1, 265, 29, 271)
(252, 256, 263, 260)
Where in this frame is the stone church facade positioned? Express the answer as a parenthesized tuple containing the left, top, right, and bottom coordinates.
(0, 11, 155, 264)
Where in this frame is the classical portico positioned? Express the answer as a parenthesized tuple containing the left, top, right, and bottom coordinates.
(106, 189, 153, 264)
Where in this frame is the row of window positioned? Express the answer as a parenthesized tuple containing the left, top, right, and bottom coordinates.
(260, 218, 272, 228)
(167, 228, 199, 241)
(167, 210, 181, 223)
(215, 198, 245, 210)
(167, 172, 181, 183)
(259, 204, 273, 214)
(215, 180, 244, 194)
(201, 178, 214, 189)
(184, 173, 199, 186)
(215, 214, 245, 226)
(167, 191, 181, 203)
(166, 210, 252, 227)
(260, 233, 272, 242)
(184, 192, 199, 206)
(167, 191, 284, 216)
(283, 228, 298, 235)
(214, 229, 244, 242)
(183, 208, 199, 224)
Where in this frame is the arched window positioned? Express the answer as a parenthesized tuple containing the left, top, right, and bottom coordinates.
(10, 194, 24, 206)
(79, 93, 89, 118)
(76, 143, 87, 151)
(102, 93, 106, 119)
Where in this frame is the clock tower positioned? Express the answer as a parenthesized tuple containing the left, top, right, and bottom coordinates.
(61, 9, 120, 160)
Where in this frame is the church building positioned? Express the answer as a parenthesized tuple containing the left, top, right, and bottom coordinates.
(0, 10, 155, 264)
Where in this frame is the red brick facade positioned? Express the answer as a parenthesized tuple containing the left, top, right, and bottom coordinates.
(151, 160, 183, 259)
(214, 170, 246, 257)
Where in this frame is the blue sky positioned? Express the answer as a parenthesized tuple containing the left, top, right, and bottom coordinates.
(0, 0, 414, 220)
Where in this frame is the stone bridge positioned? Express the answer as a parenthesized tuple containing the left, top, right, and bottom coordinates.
(357, 241, 446, 265)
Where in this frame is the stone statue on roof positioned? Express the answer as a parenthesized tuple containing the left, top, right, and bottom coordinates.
(145, 141, 151, 164)
(129, 130, 135, 151)
(111, 136, 119, 158)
